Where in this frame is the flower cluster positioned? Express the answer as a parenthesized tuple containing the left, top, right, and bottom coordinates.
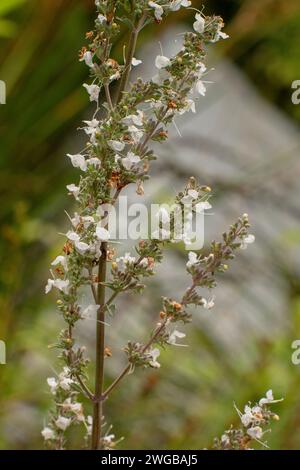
(122, 214, 254, 373)
(41, 367, 90, 449)
(183, 213, 255, 305)
(213, 390, 283, 450)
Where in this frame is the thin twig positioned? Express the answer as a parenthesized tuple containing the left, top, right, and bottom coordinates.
(91, 243, 108, 450)
(115, 13, 147, 104)
(104, 83, 114, 111)
(101, 320, 168, 401)
(76, 374, 95, 401)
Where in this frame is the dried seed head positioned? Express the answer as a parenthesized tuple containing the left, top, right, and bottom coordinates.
(172, 302, 182, 311)
(104, 347, 112, 358)
(136, 181, 144, 196)
(79, 46, 87, 60)
(63, 241, 73, 255)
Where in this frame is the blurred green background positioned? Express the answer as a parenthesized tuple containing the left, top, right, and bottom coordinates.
(1, 0, 300, 450)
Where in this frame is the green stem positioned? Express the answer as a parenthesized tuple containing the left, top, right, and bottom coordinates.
(115, 13, 146, 104)
(91, 242, 107, 450)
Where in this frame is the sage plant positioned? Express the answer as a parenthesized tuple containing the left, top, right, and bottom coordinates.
(214, 390, 283, 450)
(43, 1, 256, 450)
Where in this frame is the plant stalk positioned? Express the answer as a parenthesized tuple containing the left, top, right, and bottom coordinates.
(91, 242, 107, 450)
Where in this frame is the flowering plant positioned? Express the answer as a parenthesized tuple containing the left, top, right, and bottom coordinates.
(42, 1, 263, 450)
(214, 390, 283, 450)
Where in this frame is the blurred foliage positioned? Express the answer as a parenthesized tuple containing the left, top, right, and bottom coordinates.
(0, 0, 300, 449)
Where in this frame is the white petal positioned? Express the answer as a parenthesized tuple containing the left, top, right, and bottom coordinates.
(75, 241, 90, 253)
(51, 255, 67, 269)
(108, 140, 125, 152)
(155, 55, 171, 69)
(66, 231, 80, 242)
(193, 14, 205, 34)
(83, 83, 100, 102)
(132, 57, 142, 66)
(55, 416, 71, 431)
(80, 51, 94, 68)
(41, 427, 56, 440)
(67, 154, 87, 172)
(196, 80, 206, 96)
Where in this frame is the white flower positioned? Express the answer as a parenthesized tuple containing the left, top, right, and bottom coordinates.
(196, 62, 207, 77)
(51, 255, 67, 270)
(41, 427, 55, 440)
(66, 230, 80, 242)
(83, 118, 99, 130)
(202, 296, 215, 310)
(148, 1, 163, 21)
(66, 231, 89, 253)
(96, 225, 110, 241)
(82, 304, 100, 318)
(140, 257, 150, 268)
(240, 234, 255, 250)
(212, 24, 229, 42)
(97, 14, 106, 24)
(55, 416, 72, 431)
(116, 252, 136, 267)
(148, 348, 161, 368)
(88, 240, 102, 259)
(221, 433, 230, 446)
(156, 207, 170, 224)
(132, 57, 142, 66)
(108, 140, 125, 152)
(81, 216, 95, 228)
(128, 125, 143, 143)
(71, 212, 81, 227)
(83, 119, 99, 143)
(170, 0, 191, 11)
(188, 189, 199, 199)
(168, 330, 186, 346)
(179, 99, 196, 115)
(67, 154, 87, 172)
(218, 31, 229, 40)
(58, 368, 74, 391)
(181, 189, 198, 204)
(259, 389, 283, 406)
(241, 405, 254, 427)
(63, 400, 84, 421)
(122, 151, 141, 170)
(75, 242, 90, 254)
(45, 279, 69, 294)
(80, 51, 94, 68)
(155, 55, 171, 69)
(186, 251, 198, 268)
(109, 71, 121, 82)
(83, 83, 100, 102)
(196, 80, 206, 96)
(66, 183, 80, 200)
(59, 376, 73, 391)
(122, 110, 144, 127)
(103, 434, 115, 445)
(47, 377, 58, 395)
(193, 13, 205, 34)
(247, 426, 263, 440)
(86, 157, 101, 168)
